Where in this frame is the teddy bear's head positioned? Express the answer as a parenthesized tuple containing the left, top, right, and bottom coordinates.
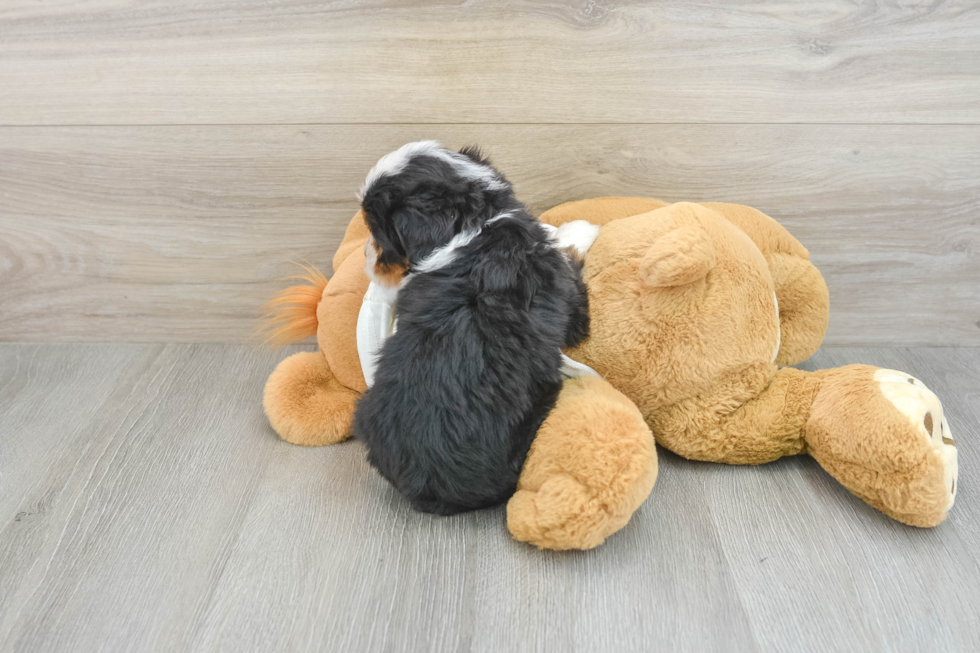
(566, 202, 782, 418)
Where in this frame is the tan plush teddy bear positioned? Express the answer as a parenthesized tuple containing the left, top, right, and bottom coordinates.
(262, 197, 958, 550)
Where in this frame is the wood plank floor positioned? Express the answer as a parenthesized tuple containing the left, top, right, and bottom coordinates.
(1, 344, 977, 652)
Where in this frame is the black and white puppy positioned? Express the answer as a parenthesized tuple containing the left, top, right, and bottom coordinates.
(353, 141, 590, 515)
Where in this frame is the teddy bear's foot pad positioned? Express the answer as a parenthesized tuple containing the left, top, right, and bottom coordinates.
(805, 364, 958, 528)
(875, 369, 957, 512)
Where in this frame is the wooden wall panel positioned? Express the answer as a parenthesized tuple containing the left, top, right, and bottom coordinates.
(1, 0, 978, 125)
(2, 124, 977, 344)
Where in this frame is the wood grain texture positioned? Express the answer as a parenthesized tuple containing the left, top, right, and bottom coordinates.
(2, 124, 978, 344)
(0, 344, 281, 652)
(1, 0, 979, 125)
(0, 344, 978, 652)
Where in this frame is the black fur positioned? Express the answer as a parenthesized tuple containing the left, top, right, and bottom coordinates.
(353, 144, 590, 515)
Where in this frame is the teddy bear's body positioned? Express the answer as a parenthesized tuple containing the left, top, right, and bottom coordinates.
(263, 198, 957, 550)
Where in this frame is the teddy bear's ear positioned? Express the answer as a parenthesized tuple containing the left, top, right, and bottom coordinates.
(639, 225, 716, 287)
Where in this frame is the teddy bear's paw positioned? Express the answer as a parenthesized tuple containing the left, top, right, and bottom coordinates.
(263, 352, 359, 446)
(507, 376, 657, 549)
(874, 369, 957, 512)
(507, 475, 621, 551)
(806, 364, 957, 527)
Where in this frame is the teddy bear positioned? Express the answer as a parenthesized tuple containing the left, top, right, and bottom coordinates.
(262, 197, 958, 550)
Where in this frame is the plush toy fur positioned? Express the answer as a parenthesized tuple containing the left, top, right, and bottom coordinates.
(262, 197, 958, 549)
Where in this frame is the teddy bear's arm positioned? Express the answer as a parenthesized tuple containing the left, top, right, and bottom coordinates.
(264, 351, 359, 446)
(262, 210, 373, 447)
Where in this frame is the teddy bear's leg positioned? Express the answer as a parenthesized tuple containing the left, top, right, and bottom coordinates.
(805, 365, 957, 527)
(263, 351, 359, 447)
(651, 364, 819, 465)
(507, 376, 657, 550)
(701, 202, 830, 366)
(768, 253, 829, 366)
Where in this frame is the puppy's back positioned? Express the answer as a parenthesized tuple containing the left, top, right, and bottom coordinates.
(354, 216, 577, 515)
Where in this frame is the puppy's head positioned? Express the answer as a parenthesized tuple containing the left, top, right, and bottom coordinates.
(359, 141, 515, 286)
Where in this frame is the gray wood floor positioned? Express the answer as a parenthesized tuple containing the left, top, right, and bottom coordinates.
(1, 344, 978, 652)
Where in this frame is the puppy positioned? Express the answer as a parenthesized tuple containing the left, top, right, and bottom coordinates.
(353, 141, 590, 515)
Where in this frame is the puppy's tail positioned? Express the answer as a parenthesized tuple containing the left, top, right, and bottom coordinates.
(258, 262, 329, 347)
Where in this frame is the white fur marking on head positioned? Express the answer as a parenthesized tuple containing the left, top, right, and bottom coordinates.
(358, 140, 506, 200)
(359, 140, 441, 200)
(438, 151, 507, 190)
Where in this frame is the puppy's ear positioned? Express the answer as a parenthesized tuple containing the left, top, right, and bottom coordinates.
(391, 202, 458, 262)
(361, 186, 410, 284)
(458, 145, 491, 167)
